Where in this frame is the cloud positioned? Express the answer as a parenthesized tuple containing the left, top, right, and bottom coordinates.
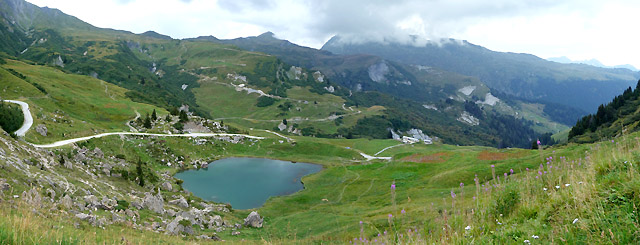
(217, 0, 275, 12)
(24, 0, 640, 68)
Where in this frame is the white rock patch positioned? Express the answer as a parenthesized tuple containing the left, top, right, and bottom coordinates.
(458, 86, 476, 96)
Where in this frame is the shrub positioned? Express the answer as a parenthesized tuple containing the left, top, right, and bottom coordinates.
(493, 186, 521, 217)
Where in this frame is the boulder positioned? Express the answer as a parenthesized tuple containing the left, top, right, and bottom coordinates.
(161, 182, 173, 192)
(92, 147, 104, 159)
(83, 195, 99, 208)
(165, 216, 193, 235)
(22, 188, 42, 208)
(243, 211, 263, 228)
(143, 192, 164, 214)
(59, 195, 73, 210)
(210, 215, 223, 227)
(35, 124, 47, 136)
(112, 213, 125, 223)
(231, 231, 241, 236)
(168, 196, 188, 208)
(98, 197, 117, 210)
(0, 179, 11, 191)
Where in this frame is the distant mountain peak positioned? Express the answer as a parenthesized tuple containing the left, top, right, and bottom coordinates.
(140, 31, 172, 40)
(257, 31, 276, 39)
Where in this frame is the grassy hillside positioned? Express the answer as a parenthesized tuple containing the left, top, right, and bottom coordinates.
(570, 80, 640, 143)
(1, 58, 163, 143)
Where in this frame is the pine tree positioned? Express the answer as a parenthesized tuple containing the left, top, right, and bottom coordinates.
(151, 109, 157, 121)
(143, 113, 152, 129)
(136, 160, 145, 187)
(179, 110, 188, 123)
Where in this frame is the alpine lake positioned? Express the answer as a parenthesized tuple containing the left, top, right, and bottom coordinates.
(175, 157, 323, 209)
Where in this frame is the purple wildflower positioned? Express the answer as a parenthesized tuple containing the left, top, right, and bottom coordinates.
(491, 164, 495, 168)
(401, 209, 406, 214)
(510, 169, 514, 174)
(391, 184, 396, 190)
(460, 182, 464, 187)
(451, 190, 456, 198)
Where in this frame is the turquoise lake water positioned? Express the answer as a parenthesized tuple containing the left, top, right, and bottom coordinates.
(174, 157, 323, 209)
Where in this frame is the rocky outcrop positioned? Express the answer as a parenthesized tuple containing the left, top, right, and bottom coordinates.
(161, 182, 173, 192)
(143, 192, 164, 214)
(243, 211, 263, 228)
(98, 196, 117, 210)
(59, 195, 73, 209)
(168, 195, 188, 208)
(166, 216, 193, 235)
(83, 195, 99, 209)
(22, 188, 42, 208)
(35, 124, 47, 136)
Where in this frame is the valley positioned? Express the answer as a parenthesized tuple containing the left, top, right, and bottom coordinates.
(0, 0, 639, 244)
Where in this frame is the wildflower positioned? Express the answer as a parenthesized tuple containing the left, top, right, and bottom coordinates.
(401, 209, 406, 214)
(359, 221, 363, 224)
(543, 188, 547, 191)
(578, 182, 583, 184)
(460, 182, 464, 187)
(573, 218, 579, 224)
(532, 235, 539, 239)
(535, 176, 539, 179)
(391, 184, 396, 190)
(388, 214, 393, 218)
(538, 171, 542, 175)
(378, 233, 381, 237)
(473, 196, 476, 200)
(526, 167, 529, 171)
(537, 139, 541, 145)
(504, 173, 508, 177)
(451, 190, 456, 198)
(524, 240, 531, 244)
(465, 226, 471, 231)
(491, 164, 495, 168)
(565, 184, 570, 187)
(555, 185, 560, 189)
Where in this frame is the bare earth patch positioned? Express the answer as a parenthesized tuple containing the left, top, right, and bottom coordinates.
(477, 151, 525, 161)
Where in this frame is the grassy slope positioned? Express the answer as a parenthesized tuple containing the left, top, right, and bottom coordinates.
(1, 59, 164, 144)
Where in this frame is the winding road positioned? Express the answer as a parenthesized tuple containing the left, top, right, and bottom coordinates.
(4, 100, 395, 161)
(4, 100, 33, 137)
(4, 100, 264, 148)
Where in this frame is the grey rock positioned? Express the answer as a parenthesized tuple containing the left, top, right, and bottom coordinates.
(92, 147, 104, 158)
(35, 124, 47, 136)
(161, 182, 173, 192)
(210, 215, 223, 227)
(83, 195, 99, 208)
(130, 200, 143, 210)
(112, 213, 125, 223)
(75, 213, 92, 220)
(0, 179, 11, 191)
(98, 197, 117, 210)
(143, 192, 164, 214)
(168, 196, 188, 208)
(165, 216, 192, 235)
(22, 188, 42, 208)
(215, 227, 225, 232)
(196, 235, 210, 240)
(92, 218, 107, 227)
(243, 211, 263, 228)
(59, 195, 73, 210)
(231, 231, 240, 236)
(166, 209, 176, 217)
(234, 223, 242, 229)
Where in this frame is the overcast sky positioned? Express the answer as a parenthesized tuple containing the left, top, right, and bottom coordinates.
(27, 0, 640, 69)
